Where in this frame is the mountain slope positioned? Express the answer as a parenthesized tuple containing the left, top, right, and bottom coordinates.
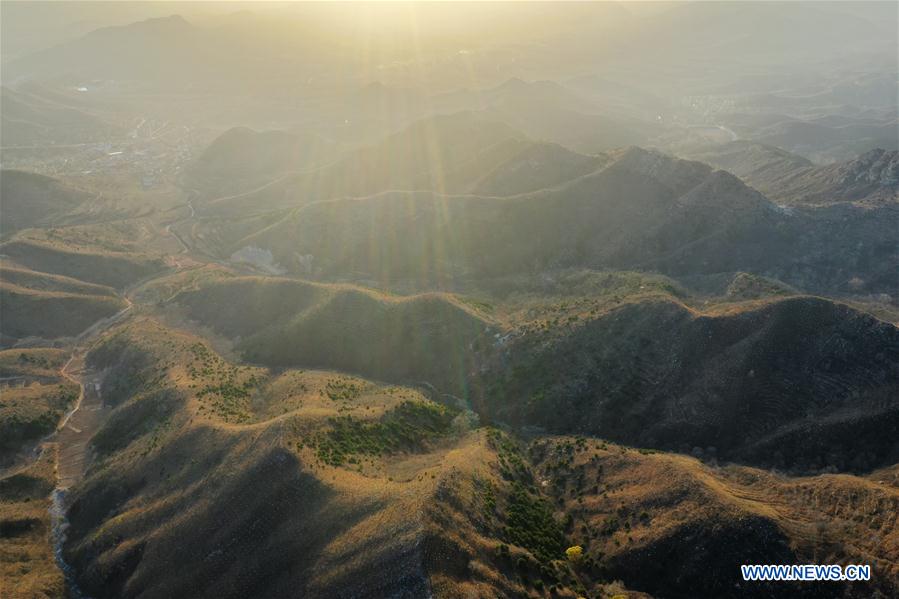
(474, 295, 899, 473)
(471, 142, 607, 196)
(61, 318, 899, 598)
(0, 170, 90, 236)
(687, 143, 898, 206)
(168, 276, 496, 396)
(56, 319, 484, 599)
(0, 237, 165, 289)
(201, 112, 532, 215)
(3, 16, 205, 83)
(0, 281, 125, 342)
(185, 127, 341, 198)
(439, 78, 665, 154)
(758, 148, 898, 206)
(0, 86, 121, 147)
(528, 436, 899, 597)
(0, 348, 78, 462)
(0, 263, 118, 298)
(217, 147, 896, 295)
(54, 319, 899, 597)
(0, 262, 127, 343)
(682, 141, 814, 188)
(0, 449, 65, 597)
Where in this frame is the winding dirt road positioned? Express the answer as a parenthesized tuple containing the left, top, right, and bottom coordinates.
(1, 194, 202, 596)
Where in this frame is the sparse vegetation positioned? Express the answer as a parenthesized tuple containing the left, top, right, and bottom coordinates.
(2, 5, 897, 597)
(0, 349, 78, 461)
(0, 449, 64, 598)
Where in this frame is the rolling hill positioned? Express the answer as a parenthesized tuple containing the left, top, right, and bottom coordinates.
(0, 263, 119, 298)
(0, 348, 78, 463)
(0, 220, 163, 343)
(0, 237, 165, 289)
(208, 147, 897, 296)
(0, 86, 121, 147)
(474, 295, 899, 473)
(161, 266, 899, 477)
(193, 108, 658, 217)
(754, 148, 899, 206)
(471, 142, 608, 197)
(198, 112, 535, 215)
(0, 170, 90, 236)
(167, 276, 496, 397)
(527, 436, 899, 597)
(686, 143, 899, 206)
(46, 317, 896, 598)
(682, 141, 815, 190)
(48, 317, 899, 598)
(0, 280, 125, 342)
(55, 319, 484, 598)
(744, 117, 898, 164)
(437, 78, 665, 154)
(0, 261, 128, 345)
(184, 127, 341, 198)
(0, 448, 65, 598)
(2, 15, 206, 84)
(2, 4, 897, 597)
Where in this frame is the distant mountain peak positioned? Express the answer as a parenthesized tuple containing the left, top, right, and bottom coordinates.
(134, 14, 192, 28)
(89, 14, 194, 39)
(610, 146, 714, 195)
(677, 168, 775, 213)
(491, 77, 571, 96)
(495, 77, 529, 90)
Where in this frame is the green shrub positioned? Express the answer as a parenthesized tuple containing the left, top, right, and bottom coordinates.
(315, 400, 456, 466)
(503, 481, 566, 563)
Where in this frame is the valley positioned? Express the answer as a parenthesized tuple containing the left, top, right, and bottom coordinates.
(1, 2, 897, 598)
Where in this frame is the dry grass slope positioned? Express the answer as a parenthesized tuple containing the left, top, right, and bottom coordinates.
(57, 318, 479, 598)
(0, 448, 64, 599)
(0, 348, 77, 464)
(529, 436, 899, 597)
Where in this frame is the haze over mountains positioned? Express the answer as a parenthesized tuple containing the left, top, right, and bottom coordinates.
(1, 2, 898, 598)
